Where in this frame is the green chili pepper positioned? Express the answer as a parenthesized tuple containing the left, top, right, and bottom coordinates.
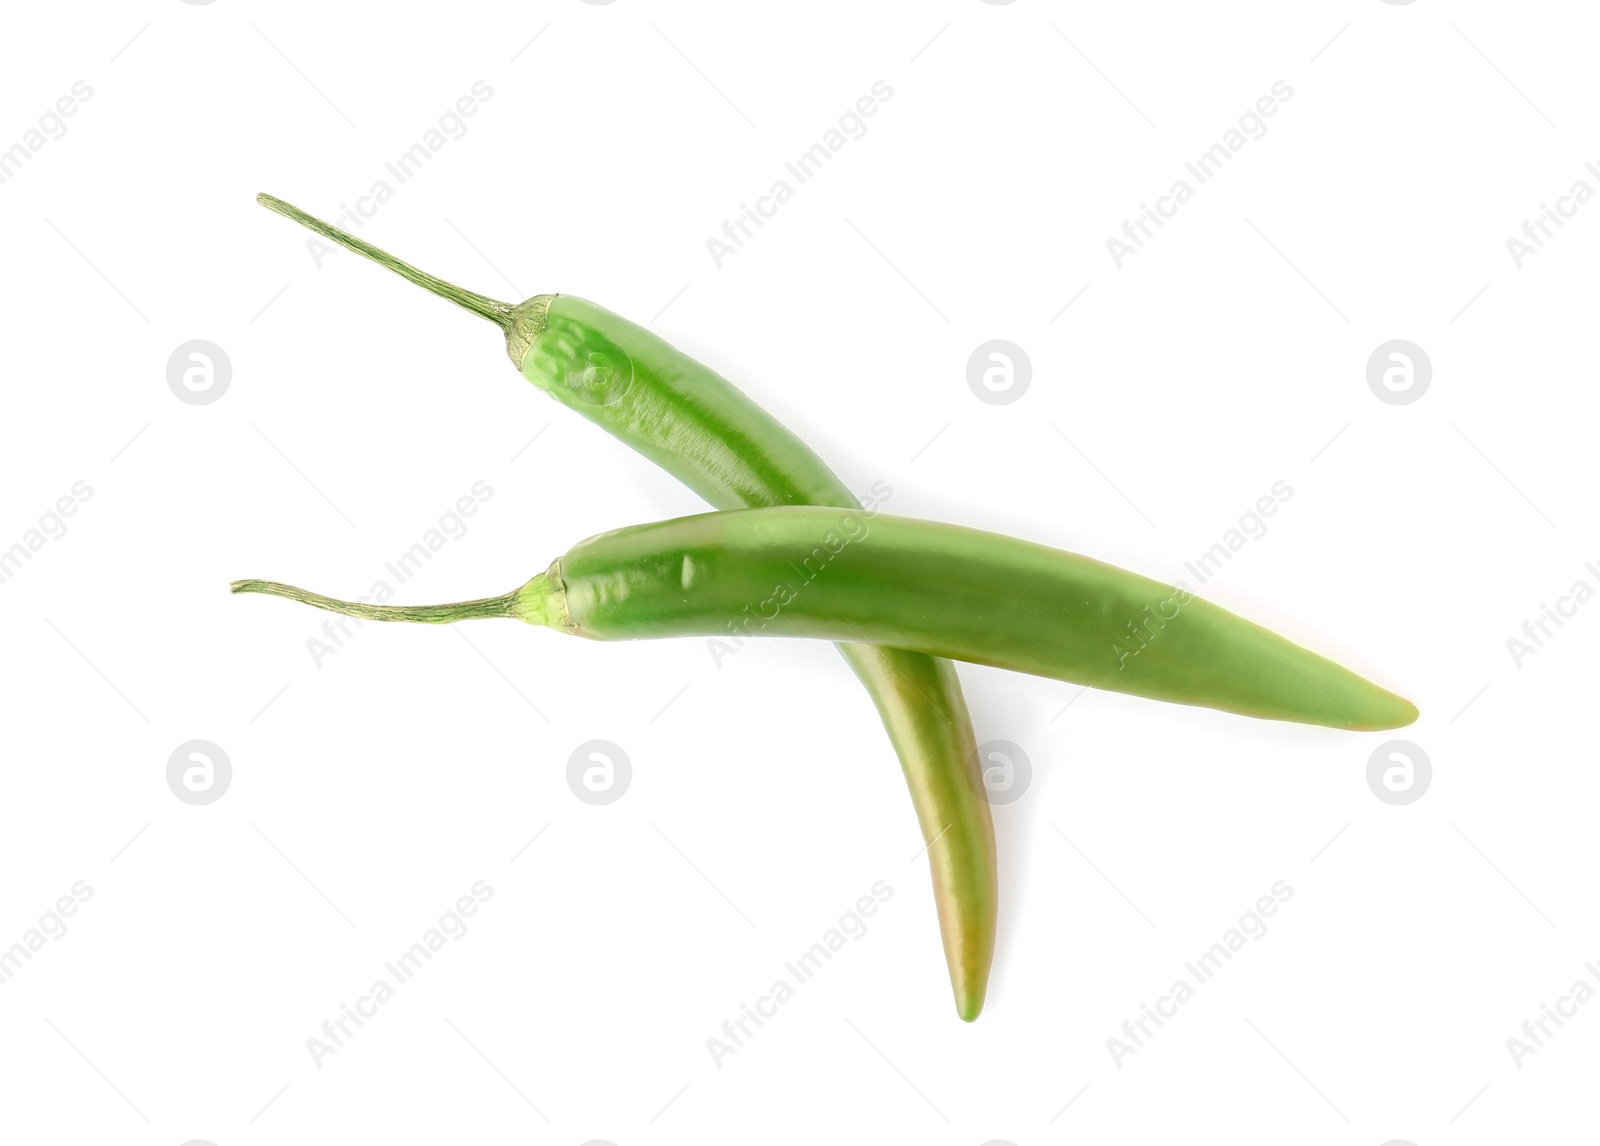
(235, 506, 1419, 731)
(257, 196, 998, 1021)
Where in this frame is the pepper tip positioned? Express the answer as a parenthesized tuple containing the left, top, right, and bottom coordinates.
(1365, 692, 1419, 731)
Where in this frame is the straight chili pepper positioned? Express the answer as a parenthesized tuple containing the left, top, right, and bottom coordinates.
(235, 506, 1419, 731)
(256, 196, 998, 1020)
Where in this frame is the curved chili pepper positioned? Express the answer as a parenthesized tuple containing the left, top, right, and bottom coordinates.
(257, 196, 997, 1020)
(235, 506, 1419, 731)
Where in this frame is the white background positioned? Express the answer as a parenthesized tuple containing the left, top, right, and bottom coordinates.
(0, 1, 1594, 1143)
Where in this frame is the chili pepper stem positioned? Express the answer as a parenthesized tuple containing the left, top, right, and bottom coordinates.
(231, 578, 522, 624)
(232, 569, 574, 630)
(256, 193, 515, 325)
(257, 193, 553, 367)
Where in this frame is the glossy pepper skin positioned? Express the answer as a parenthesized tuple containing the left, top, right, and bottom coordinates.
(517, 296, 998, 1019)
(234, 508, 1417, 731)
(255, 197, 998, 1021)
(520, 508, 1417, 730)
